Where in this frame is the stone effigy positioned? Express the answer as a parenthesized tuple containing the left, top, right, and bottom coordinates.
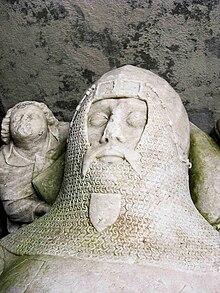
(0, 101, 69, 233)
(0, 66, 219, 292)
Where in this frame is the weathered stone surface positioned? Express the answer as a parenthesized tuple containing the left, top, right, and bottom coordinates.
(0, 0, 219, 131)
(189, 123, 220, 230)
(210, 118, 220, 145)
(0, 255, 219, 293)
(0, 102, 5, 147)
(0, 65, 219, 291)
(0, 101, 69, 233)
(0, 203, 7, 239)
(32, 151, 66, 205)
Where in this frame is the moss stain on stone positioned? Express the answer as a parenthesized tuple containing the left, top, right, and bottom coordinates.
(189, 124, 220, 227)
(189, 132, 204, 205)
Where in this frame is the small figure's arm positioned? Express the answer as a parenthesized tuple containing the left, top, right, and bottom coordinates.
(2, 198, 50, 233)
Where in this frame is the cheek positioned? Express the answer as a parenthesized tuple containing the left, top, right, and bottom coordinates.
(125, 127, 143, 148)
(88, 127, 104, 145)
(30, 118, 47, 133)
(124, 127, 144, 142)
(11, 119, 27, 133)
(30, 120, 39, 131)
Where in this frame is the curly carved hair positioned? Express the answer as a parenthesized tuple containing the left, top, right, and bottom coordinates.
(1, 101, 59, 144)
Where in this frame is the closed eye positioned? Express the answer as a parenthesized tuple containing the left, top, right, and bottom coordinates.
(126, 111, 146, 128)
(88, 112, 109, 127)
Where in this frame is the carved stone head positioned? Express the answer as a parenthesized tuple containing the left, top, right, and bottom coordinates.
(1, 101, 59, 146)
(81, 65, 190, 178)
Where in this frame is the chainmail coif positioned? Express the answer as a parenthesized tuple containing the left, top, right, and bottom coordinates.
(1, 65, 219, 272)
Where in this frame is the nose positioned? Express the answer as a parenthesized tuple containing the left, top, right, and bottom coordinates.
(100, 116, 126, 144)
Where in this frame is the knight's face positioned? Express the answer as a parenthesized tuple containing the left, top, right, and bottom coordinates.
(87, 97, 147, 163)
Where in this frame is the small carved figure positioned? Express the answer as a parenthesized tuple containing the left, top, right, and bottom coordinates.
(0, 101, 69, 233)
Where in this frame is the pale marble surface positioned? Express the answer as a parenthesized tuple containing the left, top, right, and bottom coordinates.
(0, 255, 219, 293)
(0, 101, 69, 233)
(0, 66, 219, 291)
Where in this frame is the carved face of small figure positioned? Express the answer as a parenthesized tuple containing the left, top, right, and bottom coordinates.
(10, 105, 48, 144)
(83, 98, 147, 175)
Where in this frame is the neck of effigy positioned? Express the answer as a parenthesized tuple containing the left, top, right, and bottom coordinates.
(86, 158, 138, 192)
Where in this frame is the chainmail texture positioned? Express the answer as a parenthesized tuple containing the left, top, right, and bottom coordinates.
(1, 66, 219, 272)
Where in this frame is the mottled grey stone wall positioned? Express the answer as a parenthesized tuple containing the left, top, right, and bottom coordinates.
(0, 0, 220, 133)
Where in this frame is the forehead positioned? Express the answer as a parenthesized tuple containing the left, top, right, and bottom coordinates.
(90, 97, 147, 112)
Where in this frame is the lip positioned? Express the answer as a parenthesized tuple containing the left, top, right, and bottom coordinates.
(96, 150, 125, 159)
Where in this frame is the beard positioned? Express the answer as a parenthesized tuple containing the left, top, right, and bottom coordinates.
(82, 143, 142, 177)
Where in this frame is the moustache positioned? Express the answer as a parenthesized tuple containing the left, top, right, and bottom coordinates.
(82, 144, 142, 177)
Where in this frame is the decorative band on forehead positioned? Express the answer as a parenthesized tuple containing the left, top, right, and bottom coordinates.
(94, 79, 148, 101)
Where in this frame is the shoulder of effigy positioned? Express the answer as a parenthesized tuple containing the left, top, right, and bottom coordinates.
(0, 144, 6, 157)
(0, 151, 4, 165)
(0, 147, 9, 170)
